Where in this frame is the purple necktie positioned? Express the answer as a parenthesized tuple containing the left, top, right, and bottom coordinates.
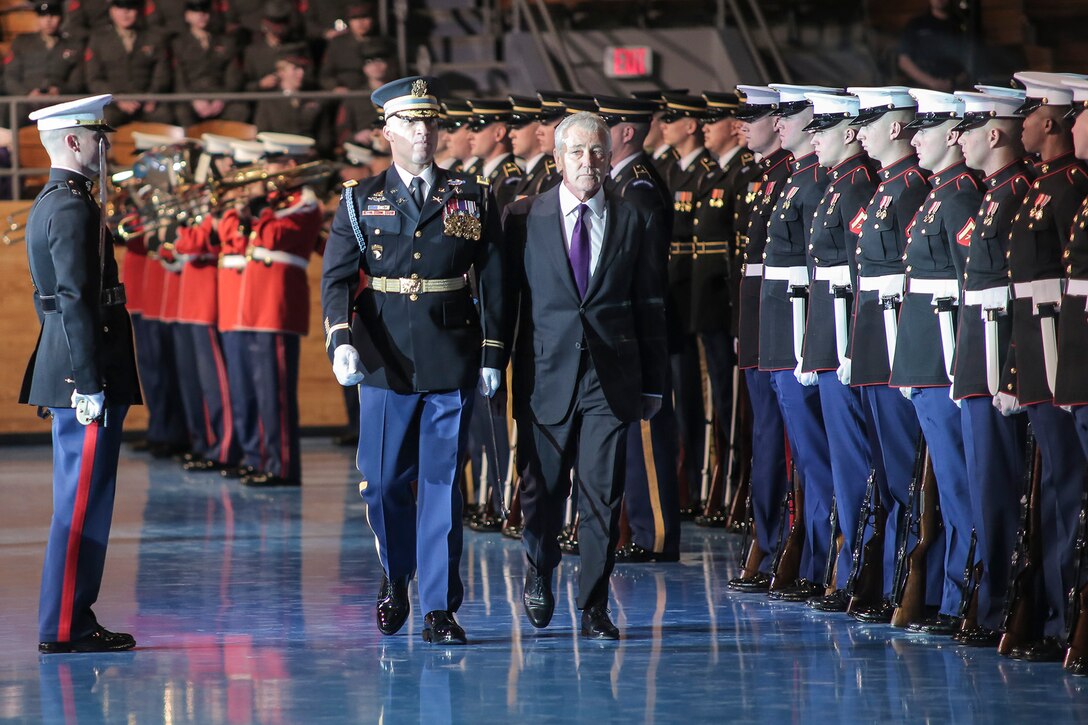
(570, 203, 590, 297)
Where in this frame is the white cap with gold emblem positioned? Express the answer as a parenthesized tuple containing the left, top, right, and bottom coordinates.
(28, 94, 114, 131)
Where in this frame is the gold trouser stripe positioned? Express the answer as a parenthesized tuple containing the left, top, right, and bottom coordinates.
(641, 420, 666, 553)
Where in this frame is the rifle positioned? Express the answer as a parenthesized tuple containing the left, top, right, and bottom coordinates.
(1063, 470, 1088, 674)
(891, 447, 941, 628)
(696, 417, 727, 526)
(956, 529, 980, 632)
(846, 470, 888, 613)
(769, 465, 805, 592)
(997, 429, 1041, 655)
(822, 496, 841, 594)
(891, 435, 926, 606)
(724, 370, 752, 533)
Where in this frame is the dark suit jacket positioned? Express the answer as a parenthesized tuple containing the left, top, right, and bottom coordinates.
(504, 184, 667, 426)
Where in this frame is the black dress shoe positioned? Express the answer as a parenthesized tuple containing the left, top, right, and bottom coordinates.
(376, 574, 411, 635)
(907, 614, 961, 635)
(422, 610, 467, 645)
(468, 512, 502, 532)
(694, 510, 727, 527)
(1021, 636, 1066, 662)
(768, 579, 822, 602)
(728, 571, 771, 592)
(953, 625, 1001, 647)
(849, 598, 894, 624)
(241, 473, 300, 488)
(501, 524, 523, 540)
(221, 464, 258, 479)
(614, 543, 680, 564)
(558, 527, 579, 555)
(40, 625, 135, 654)
(523, 565, 555, 628)
(1066, 654, 1088, 676)
(808, 589, 850, 612)
(182, 457, 222, 472)
(581, 603, 620, 640)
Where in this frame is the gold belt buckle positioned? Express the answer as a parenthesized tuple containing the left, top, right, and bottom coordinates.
(400, 277, 423, 295)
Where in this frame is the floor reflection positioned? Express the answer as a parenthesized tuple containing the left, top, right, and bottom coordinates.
(1, 441, 1087, 723)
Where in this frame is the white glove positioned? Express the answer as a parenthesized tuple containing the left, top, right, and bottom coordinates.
(332, 344, 364, 386)
(71, 390, 105, 425)
(993, 391, 1023, 417)
(794, 362, 819, 387)
(641, 395, 663, 420)
(478, 367, 501, 398)
(949, 387, 961, 408)
(1061, 404, 1074, 413)
(900, 386, 915, 400)
(836, 357, 852, 386)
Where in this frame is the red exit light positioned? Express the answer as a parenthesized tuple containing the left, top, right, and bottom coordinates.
(604, 46, 654, 79)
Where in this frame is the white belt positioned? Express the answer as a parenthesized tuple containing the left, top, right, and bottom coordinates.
(1012, 278, 1064, 304)
(763, 265, 809, 286)
(1067, 278, 1088, 297)
(744, 263, 763, 278)
(1013, 278, 1063, 395)
(813, 265, 851, 286)
(249, 248, 310, 270)
(858, 274, 905, 297)
(220, 254, 247, 270)
(908, 278, 959, 298)
(963, 285, 1010, 311)
(968, 285, 1010, 397)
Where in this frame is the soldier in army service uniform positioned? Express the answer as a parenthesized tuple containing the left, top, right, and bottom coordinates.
(4, 2, 84, 101)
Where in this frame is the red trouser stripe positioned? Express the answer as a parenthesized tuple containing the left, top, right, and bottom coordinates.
(58, 421, 100, 641)
(210, 327, 234, 463)
(276, 335, 290, 477)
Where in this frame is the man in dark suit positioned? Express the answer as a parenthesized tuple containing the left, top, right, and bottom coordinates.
(505, 111, 668, 639)
(321, 76, 505, 646)
(21, 94, 142, 653)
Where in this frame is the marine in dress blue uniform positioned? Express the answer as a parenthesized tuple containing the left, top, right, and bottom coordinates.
(756, 86, 838, 602)
(1000, 72, 1088, 659)
(728, 85, 794, 592)
(890, 89, 982, 634)
(20, 94, 141, 653)
(948, 90, 1033, 646)
(321, 77, 505, 645)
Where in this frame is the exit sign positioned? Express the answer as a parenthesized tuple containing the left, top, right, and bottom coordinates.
(604, 46, 654, 79)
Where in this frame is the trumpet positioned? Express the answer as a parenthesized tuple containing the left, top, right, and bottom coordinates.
(2, 203, 33, 245)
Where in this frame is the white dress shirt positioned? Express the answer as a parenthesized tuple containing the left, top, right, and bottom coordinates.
(610, 151, 640, 179)
(718, 145, 742, 170)
(559, 181, 606, 277)
(677, 146, 705, 173)
(392, 162, 437, 200)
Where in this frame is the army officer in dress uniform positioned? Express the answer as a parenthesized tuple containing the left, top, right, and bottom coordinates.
(321, 76, 505, 646)
(21, 94, 142, 653)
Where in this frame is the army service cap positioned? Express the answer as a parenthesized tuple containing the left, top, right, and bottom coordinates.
(594, 95, 658, 126)
(373, 76, 443, 120)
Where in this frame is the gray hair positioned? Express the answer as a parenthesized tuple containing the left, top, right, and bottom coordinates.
(554, 111, 612, 156)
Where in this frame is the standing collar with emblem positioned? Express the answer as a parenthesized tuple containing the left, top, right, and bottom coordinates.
(828, 152, 869, 180)
(927, 160, 972, 190)
(984, 159, 1029, 190)
(790, 151, 820, 173)
(1032, 149, 1077, 177)
(878, 154, 920, 181)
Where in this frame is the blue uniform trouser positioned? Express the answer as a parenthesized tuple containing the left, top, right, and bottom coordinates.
(770, 371, 834, 583)
(817, 372, 874, 589)
(136, 317, 186, 447)
(39, 406, 128, 642)
(243, 331, 301, 481)
(861, 385, 942, 603)
(358, 385, 474, 615)
(1074, 405, 1088, 460)
(624, 376, 680, 556)
(220, 330, 261, 471)
(961, 397, 1027, 631)
(745, 369, 789, 574)
(911, 387, 972, 616)
(1025, 402, 1086, 639)
(173, 323, 210, 458)
(671, 334, 704, 496)
(186, 323, 238, 465)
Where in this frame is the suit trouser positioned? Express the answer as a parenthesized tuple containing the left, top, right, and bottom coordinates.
(357, 385, 474, 615)
(242, 331, 301, 481)
(136, 317, 187, 446)
(770, 370, 834, 582)
(519, 355, 628, 609)
(39, 406, 128, 642)
(817, 372, 874, 589)
(173, 323, 211, 458)
(744, 368, 789, 574)
(624, 375, 680, 556)
(220, 330, 262, 470)
(961, 398, 1027, 631)
(911, 387, 972, 616)
(1025, 402, 1086, 639)
(185, 323, 238, 465)
(861, 385, 942, 602)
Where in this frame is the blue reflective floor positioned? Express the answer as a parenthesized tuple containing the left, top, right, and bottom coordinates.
(2, 440, 1088, 724)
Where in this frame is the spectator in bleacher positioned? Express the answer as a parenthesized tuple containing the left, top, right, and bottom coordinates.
(243, 0, 306, 92)
(252, 47, 330, 152)
(304, 0, 359, 42)
(320, 3, 377, 92)
(334, 36, 392, 147)
(172, 0, 248, 128)
(4, 2, 85, 104)
(85, 0, 173, 125)
(150, 0, 229, 40)
(228, 0, 304, 46)
(62, 0, 156, 43)
(897, 0, 966, 92)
